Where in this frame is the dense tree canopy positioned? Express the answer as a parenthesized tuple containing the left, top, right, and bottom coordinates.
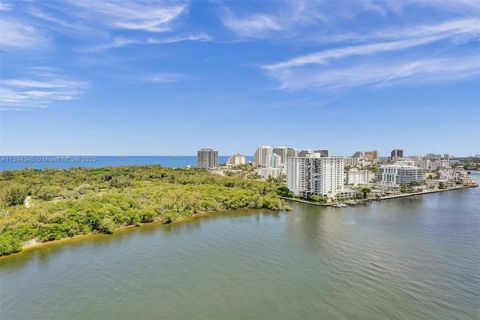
(0, 165, 287, 256)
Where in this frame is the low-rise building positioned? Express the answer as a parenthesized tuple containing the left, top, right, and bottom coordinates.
(336, 188, 358, 200)
(439, 168, 473, 185)
(256, 167, 282, 179)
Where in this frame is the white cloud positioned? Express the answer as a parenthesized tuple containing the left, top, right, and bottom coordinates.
(0, 18, 49, 49)
(0, 72, 87, 110)
(2, 79, 76, 88)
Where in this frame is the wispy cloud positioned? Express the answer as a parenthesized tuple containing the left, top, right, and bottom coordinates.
(263, 17, 480, 91)
(143, 73, 186, 84)
(0, 18, 49, 50)
(267, 54, 480, 91)
(85, 33, 212, 52)
(219, 1, 396, 39)
(63, 0, 186, 32)
(221, 9, 283, 38)
(0, 71, 87, 110)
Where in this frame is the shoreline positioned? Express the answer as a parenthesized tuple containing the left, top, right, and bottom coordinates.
(279, 184, 478, 207)
(0, 207, 268, 259)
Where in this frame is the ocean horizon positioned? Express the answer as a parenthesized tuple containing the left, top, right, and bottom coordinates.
(0, 156, 254, 171)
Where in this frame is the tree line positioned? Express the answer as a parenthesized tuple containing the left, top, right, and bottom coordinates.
(0, 165, 287, 256)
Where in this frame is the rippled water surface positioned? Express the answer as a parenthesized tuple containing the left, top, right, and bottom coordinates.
(1, 174, 479, 320)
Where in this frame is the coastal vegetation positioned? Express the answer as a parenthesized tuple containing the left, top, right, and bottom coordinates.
(0, 165, 287, 256)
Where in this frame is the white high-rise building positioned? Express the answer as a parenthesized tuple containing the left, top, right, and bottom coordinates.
(254, 146, 273, 167)
(286, 157, 308, 195)
(287, 155, 345, 198)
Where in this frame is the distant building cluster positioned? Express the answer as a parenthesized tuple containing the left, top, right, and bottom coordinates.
(196, 146, 475, 201)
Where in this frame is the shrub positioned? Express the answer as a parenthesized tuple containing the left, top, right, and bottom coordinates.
(277, 186, 293, 197)
(109, 176, 131, 188)
(0, 233, 22, 256)
(98, 217, 115, 234)
(1, 184, 28, 206)
(35, 186, 61, 201)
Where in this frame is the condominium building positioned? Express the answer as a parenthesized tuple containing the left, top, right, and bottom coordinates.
(347, 168, 374, 186)
(429, 160, 451, 171)
(226, 154, 246, 167)
(287, 155, 345, 197)
(254, 146, 273, 167)
(391, 149, 404, 160)
(298, 149, 328, 157)
(377, 162, 423, 185)
(273, 147, 288, 165)
(413, 159, 431, 170)
(414, 159, 451, 170)
(352, 150, 378, 160)
(197, 149, 218, 169)
(426, 153, 442, 160)
(298, 150, 313, 157)
(267, 153, 281, 169)
(345, 157, 373, 168)
(286, 147, 298, 159)
(256, 167, 282, 179)
(364, 150, 378, 160)
(313, 149, 329, 157)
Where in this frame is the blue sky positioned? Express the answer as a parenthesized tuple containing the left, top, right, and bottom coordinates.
(0, 0, 479, 156)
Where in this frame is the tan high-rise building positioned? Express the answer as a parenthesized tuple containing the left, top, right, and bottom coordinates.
(226, 154, 246, 166)
(254, 146, 273, 167)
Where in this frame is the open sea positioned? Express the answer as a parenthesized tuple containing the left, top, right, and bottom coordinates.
(0, 156, 251, 171)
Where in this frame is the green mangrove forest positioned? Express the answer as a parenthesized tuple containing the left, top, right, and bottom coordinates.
(0, 166, 287, 256)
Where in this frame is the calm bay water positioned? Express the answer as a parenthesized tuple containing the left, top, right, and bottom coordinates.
(1, 174, 479, 319)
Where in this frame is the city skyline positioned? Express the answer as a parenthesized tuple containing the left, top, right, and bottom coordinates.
(1, 1, 479, 156)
